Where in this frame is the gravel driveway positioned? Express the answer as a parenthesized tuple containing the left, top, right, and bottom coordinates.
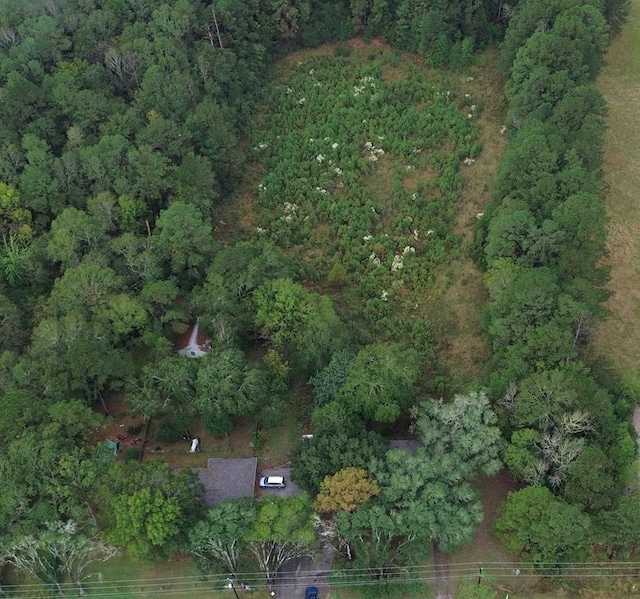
(258, 467, 300, 498)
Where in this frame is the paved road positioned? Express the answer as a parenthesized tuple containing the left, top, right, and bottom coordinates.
(275, 553, 333, 599)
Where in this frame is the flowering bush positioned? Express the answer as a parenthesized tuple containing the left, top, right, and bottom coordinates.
(249, 52, 479, 334)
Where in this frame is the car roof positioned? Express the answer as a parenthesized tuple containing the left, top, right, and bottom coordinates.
(265, 476, 284, 483)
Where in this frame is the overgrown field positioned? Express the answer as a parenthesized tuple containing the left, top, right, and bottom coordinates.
(592, 0, 640, 379)
(223, 42, 506, 385)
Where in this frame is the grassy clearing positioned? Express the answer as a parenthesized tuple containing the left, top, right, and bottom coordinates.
(9, 555, 253, 599)
(591, 0, 640, 377)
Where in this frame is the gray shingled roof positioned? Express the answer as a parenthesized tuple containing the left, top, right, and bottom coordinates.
(194, 457, 258, 506)
(389, 440, 421, 455)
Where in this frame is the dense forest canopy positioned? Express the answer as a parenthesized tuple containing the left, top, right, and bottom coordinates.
(0, 0, 637, 594)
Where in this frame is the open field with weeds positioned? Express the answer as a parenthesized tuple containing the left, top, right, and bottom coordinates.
(591, 0, 640, 378)
(220, 41, 507, 385)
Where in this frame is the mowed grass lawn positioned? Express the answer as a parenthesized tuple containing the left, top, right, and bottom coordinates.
(591, 0, 640, 377)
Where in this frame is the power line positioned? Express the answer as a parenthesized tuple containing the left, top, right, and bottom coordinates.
(5, 561, 640, 598)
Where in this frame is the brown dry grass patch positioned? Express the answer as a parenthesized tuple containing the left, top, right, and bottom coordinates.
(590, 0, 640, 377)
(436, 49, 507, 379)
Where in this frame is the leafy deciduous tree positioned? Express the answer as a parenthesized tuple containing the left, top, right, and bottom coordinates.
(188, 498, 256, 574)
(247, 494, 316, 582)
(495, 486, 591, 566)
(315, 467, 379, 514)
(337, 343, 421, 424)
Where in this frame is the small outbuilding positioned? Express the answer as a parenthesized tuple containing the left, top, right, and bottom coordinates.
(176, 319, 212, 358)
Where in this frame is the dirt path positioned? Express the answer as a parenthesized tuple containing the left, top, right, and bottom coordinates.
(433, 543, 452, 599)
(591, 0, 640, 375)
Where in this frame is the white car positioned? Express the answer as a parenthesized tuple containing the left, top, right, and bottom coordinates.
(259, 476, 286, 489)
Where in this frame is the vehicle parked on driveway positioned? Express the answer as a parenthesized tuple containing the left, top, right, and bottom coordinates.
(259, 475, 286, 489)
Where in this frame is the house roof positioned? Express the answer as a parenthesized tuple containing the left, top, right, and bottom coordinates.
(176, 320, 212, 355)
(193, 457, 258, 506)
(389, 439, 421, 455)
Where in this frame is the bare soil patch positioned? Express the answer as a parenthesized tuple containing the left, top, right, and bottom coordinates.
(347, 36, 388, 51)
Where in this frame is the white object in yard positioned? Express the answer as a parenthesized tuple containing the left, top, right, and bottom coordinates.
(190, 438, 200, 453)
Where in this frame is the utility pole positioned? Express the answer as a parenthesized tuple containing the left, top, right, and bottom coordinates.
(227, 578, 240, 599)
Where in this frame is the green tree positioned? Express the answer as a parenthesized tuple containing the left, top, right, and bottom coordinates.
(552, 192, 608, 281)
(291, 422, 387, 496)
(117, 194, 150, 234)
(173, 153, 219, 215)
(0, 389, 44, 441)
(47, 259, 122, 317)
(551, 5, 609, 78)
(337, 343, 421, 423)
(0, 294, 28, 351)
(499, 0, 600, 75)
(309, 350, 354, 409)
(271, 0, 311, 40)
(495, 486, 591, 566)
(125, 144, 174, 204)
(485, 267, 559, 350)
(101, 461, 204, 559)
(196, 240, 295, 343)
(0, 400, 103, 536)
(315, 467, 379, 514)
(504, 428, 544, 484)
(594, 493, 640, 557)
(19, 134, 61, 218)
(484, 202, 536, 263)
(128, 356, 196, 420)
(563, 444, 618, 512)
(154, 201, 214, 285)
(0, 182, 33, 241)
(194, 346, 270, 436)
(1, 521, 118, 595)
(111, 233, 162, 288)
(109, 487, 183, 560)
(247, 494, 316, 582)
(376, 448, 484, 553)
(27, 314, 132, 403)
(602, 0, 631, 32)
(414, 392, 503, 478)
(47, 206, 106, 268)
(334, 502, 422, 576)
(0, 233, 32, 287)
(188, 498, 256, 574)
(253, 278, 348, 373)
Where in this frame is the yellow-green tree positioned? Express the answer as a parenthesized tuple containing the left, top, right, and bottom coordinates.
(315, 467, 379, 514)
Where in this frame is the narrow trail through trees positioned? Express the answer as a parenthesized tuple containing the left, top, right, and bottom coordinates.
(433, 542, 452, 599)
